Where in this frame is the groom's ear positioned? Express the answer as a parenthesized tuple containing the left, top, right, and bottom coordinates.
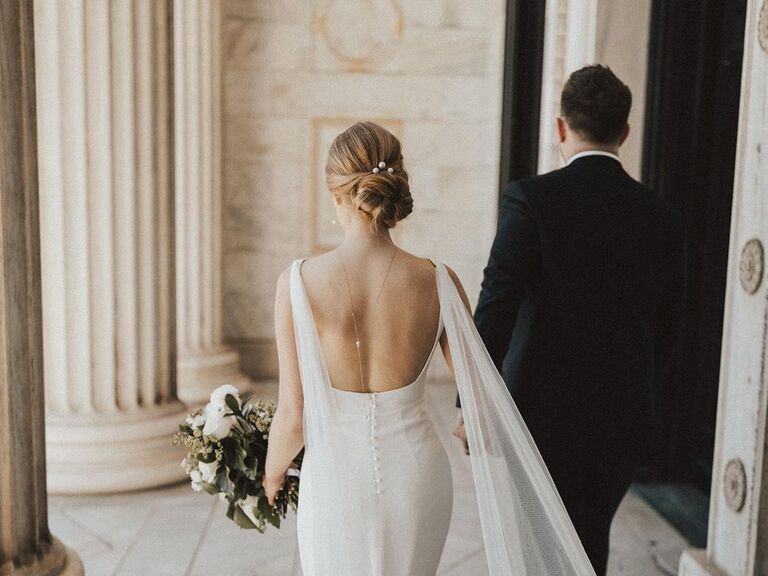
(556, 117, 567, 143)
(619, 123, 630, 146)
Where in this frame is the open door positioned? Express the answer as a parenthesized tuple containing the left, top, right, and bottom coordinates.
(639, 0, 747, 545)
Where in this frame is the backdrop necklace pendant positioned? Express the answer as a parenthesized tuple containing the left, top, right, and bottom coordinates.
(338, 246, 398, 393)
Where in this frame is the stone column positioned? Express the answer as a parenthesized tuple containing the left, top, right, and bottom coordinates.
(679, 0, 768, 574)
(537, 0, 598, 173)
(34, 0, 187, 494)
(0, 1, 83, 573)
(174, 0, 250, 405)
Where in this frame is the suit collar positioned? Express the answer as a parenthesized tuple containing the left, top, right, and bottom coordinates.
(566, 150, 621, 166)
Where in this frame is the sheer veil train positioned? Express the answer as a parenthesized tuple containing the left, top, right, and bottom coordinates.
(436, 262, 596, 576)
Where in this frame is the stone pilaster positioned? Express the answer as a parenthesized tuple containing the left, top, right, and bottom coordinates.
(174, 0, 250, 405)
(0, 1, 83, 572)
(679, 0, 768, 574)
(537, 0, 599, 173)
(34, 0, 187, 494)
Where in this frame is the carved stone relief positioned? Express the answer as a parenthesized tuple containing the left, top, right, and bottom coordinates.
(723, 458, 747, 513)
(739, 238, 764, 294)
(314, 0, 404, 71)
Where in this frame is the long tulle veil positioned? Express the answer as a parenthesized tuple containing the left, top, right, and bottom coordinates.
(435, 262, 596, 576)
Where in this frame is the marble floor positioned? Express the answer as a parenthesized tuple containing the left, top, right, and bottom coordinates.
(49, 381, 689, 576)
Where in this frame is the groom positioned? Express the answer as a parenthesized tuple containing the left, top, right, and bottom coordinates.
(457, 65, 686, 574)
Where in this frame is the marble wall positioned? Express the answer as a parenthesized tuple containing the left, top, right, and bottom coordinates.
(221, 0, 507, 379)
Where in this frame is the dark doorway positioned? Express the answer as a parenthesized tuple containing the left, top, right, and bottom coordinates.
(498, 0, 547, 192)
(640, 0, 747, 543)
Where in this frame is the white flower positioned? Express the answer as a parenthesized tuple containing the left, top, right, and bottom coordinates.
(202, 403, 235, 439)
(198, 460, 219, 484)
(191, 413, 206, 427)
(201, 385, 241, 439)
(190, 469, 203, 492)
(208, 384, 240, 410)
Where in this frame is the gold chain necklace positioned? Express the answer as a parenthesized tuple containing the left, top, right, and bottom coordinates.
(338, 246, 398, 393)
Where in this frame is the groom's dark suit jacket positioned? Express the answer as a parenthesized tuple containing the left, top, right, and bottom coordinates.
(473, 154, 685, 569)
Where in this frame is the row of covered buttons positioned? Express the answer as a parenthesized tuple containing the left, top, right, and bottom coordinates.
(370, 392, 382, 495)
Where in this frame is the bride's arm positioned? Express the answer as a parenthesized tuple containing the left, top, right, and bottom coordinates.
(438, 266, 473, 454)
(264, 268, 305, 505)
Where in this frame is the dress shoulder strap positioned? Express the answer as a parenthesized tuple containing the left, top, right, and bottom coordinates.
(431, 260, 445, 335)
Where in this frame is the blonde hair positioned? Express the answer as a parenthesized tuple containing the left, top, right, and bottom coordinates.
(325, 122, 413, 233)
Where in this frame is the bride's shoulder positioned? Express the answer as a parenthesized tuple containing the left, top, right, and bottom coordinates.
(398, 253, 468, 303)
(402, 252, 458, 284)
(278, 253, 338, 291)
(395, 251, 440, 283)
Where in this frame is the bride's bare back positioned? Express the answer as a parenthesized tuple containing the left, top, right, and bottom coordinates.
(299, 246, 440, 394)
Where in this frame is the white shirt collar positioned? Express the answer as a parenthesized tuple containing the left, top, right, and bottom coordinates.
(566, 150, 621, 165)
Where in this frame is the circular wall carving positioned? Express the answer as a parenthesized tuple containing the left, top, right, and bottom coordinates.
(315, 0, 404, 71)
(724, 458, 747, 513)
(760, 0, 768, 53)
(739, 238, 764, 294)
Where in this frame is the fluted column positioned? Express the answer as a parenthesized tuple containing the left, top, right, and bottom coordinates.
(537, 0, 599, 173)
(174, 0, 250, 405)
(679, 0, 768, 574)
(0, 1, 83, 572)
(34, 0, 187, 494)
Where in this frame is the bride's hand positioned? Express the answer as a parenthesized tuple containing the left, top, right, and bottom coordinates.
(263, 472, 285, 506)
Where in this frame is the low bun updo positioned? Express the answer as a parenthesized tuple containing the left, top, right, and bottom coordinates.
(325, 122, 413, 233)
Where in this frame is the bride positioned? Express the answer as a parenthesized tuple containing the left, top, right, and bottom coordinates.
(263, 121, 596, 576)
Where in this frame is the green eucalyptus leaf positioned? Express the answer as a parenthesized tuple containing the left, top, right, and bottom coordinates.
(200, 481, 219, 496)
(215, 468, 231, 493)
(256, 495, 280, 528)
(233, 505, 262, 531)
(225, 394, 240, 414)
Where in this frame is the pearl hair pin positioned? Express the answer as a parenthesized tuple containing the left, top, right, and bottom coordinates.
(372, 161, 395, 175)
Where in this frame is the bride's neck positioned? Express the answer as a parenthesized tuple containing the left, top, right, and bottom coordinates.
(339, 221, 395, 254)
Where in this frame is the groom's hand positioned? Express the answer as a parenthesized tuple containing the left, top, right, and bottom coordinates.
(453, 412, 469, 455)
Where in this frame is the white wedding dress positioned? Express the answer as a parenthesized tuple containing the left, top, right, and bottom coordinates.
(289, 258, 597, 576)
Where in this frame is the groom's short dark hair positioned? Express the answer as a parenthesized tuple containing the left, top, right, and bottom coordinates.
(560, 65, 632, 145)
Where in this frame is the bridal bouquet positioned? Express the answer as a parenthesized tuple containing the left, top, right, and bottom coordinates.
(173, 385, 301, 532)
